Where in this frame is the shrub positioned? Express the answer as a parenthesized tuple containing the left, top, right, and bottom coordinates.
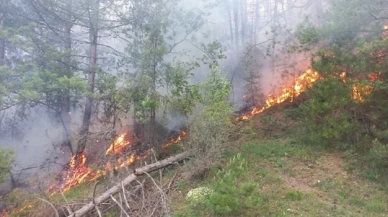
(364, 140, 388, 181)
(186, 187, 214, 203)
(0, 148, 14, 184)
(299, 78, 360, 147)
(186, 66, 233, 164)
(177, 154, 266, 217)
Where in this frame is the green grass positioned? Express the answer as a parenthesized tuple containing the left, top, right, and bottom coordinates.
(172, 138, 388, 217)
(242, 139, 319, 161)
(285, 190, 303, 201)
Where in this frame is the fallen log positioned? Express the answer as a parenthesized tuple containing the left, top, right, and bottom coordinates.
(68, 151, 190, 217)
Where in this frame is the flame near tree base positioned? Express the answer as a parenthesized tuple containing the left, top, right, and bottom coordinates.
(6, 68, 376, 216)
(242, 69, 320, 120)
(241, 69, 375, 120)
(49, 131, 187, 193)
(49, 68, 346, 193)
(36, 65, 379, 196)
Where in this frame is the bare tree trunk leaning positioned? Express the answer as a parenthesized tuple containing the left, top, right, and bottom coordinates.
(227, 0, 234, 46)
(233, 0, 239, 48)
(79, 0, 100, 153)
(62, 0, 74, 154)
(68, 151, 190, 217)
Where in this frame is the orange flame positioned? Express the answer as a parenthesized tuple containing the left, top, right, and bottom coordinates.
(49, 130, 187, 193)
(383, 25, 388, 39)
(353, 84, 372, 102)
(0, 209, 7, 217)
(106, 133, 131, 155)
(49, 149, 97, 192)
(162, 131, 187, 148)
(242, 69, 320, 120)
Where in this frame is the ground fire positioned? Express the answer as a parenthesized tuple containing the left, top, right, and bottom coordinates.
(241, 69, 320, 120)
(3, 67, 378, 216)
(241, 69, 376, 120)
(48, 130, 187, 193)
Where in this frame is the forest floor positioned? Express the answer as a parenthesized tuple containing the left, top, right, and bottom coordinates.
(5, 112, 388, 216)
(170, 134, 388, 216)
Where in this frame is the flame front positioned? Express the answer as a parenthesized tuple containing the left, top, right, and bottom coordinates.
(163, 131, 187, 148)
(106, 133, 131, 155)
(241, 69, 377, 120)
(49, 130, 187, 193)
(242, 69, 320, 120)
(49, 149, 97, 192)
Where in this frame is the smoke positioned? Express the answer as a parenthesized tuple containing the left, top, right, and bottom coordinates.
(0, 0, 323, 191)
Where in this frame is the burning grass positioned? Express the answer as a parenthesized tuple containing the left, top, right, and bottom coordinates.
(241, 69, 377, 120)
(49, 130, 187, 193)
(0, 130, 187, 216)
(241, 69, 320, 120)
(3, 67, 382, 216)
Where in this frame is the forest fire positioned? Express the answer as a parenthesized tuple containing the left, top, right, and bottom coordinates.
(0, 209, 7, 217)
(353, 84, 373, 102)
(49, 130, 187, 193)
(163, 131, 187, 148)
(49, 149, 97, 192)
(242, 69, 320, 120)
(106, 133, 131, 155)
(241, 69, 379, 120)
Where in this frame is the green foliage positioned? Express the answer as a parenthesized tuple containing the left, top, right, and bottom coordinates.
(319, 0, 384, 44)
(363, 140, 388, 181)
(292, 0, 388, 182)
(0, 148, 14, 183)
(186, 66, 232, 162)
(26, 70, 86, 106)
(296, 21, 319, 47)
(259, 114, 283, 138)
(177, 154, 265, 217)
(300, 78, 359, 147)
(120, 0, 226, 132)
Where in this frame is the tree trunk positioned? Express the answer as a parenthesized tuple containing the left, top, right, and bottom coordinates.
(265, 0, 270, 18)
(0, 36, 4, 67)
(253, 0, 260, 43)
(240, 0, 247, 45)
(79, 0, 100, 153)
(233, 0, 239, 48)
(149, 37, 158, 147)
(62, 0, 74, 154)
(227, 0, 234, 46)
(274, 0, 279, 19)
(0, 11, 5, 66)
(314, 0, 324, 24)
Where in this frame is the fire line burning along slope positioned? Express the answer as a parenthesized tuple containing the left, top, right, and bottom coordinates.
(50, 68, 373, 193)
(241, 69, 320, 120)
(49, 69, 321, 193)
(241, 69, 376, 120)
(4, 68, 376, 216)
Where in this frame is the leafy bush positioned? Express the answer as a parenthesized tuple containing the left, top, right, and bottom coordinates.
(0, 148, 14, 184)
(186, 66, 233, 163)
(177, 154, 266, 217)
(364, 140, 388, 181)
(259, 114, 283, 138)
(299, 78, 360, 147)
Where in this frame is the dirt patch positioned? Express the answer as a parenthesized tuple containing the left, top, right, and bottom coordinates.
(275, 152, 348, 192)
